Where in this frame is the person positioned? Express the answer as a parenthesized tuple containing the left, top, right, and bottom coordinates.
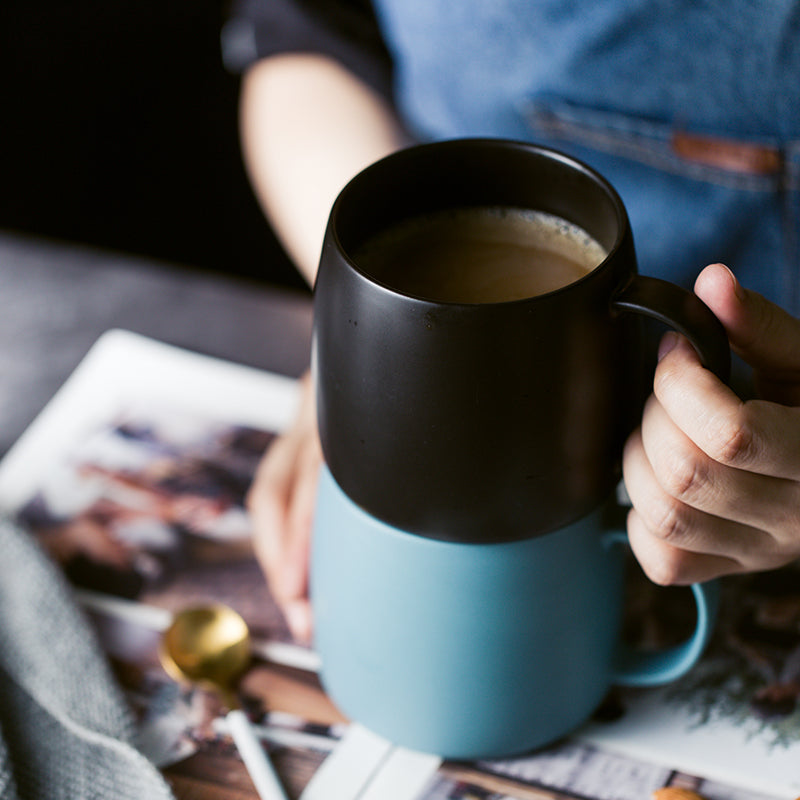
(221, 0, 800, 642)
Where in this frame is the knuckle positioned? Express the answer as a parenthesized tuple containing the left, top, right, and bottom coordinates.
(643, 493, 691, 546)
(660, 447, 709, 503)
(773, 493, 800, 550)
(628, 510, 691, 586)
(707, 407, 757, 467)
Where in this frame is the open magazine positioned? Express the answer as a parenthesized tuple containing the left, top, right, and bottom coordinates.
(0, 329, 797, 800)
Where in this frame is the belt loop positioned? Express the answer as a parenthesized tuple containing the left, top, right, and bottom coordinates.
(670, 131, 784, 177)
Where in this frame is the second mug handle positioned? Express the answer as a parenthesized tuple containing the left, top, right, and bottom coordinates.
(602, 530, 720, 687)
(612, 274, 731, 383)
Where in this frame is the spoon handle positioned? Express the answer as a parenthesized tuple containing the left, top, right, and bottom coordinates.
(227, 708, 290, 800)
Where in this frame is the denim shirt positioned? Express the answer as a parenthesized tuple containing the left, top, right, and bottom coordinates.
(372, 0, 800, 315)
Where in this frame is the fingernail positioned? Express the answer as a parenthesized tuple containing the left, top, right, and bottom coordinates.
(717, 263, 745, 303)
(658, 331, 679, 362)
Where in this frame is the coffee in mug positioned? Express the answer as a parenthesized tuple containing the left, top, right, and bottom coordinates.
(353, 206, 608, 303)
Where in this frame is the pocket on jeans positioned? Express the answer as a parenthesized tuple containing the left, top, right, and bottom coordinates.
(522, 98, 787, 192)
(521, 97, 800, 315)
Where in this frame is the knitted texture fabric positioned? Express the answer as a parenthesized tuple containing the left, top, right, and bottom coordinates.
(0, 515, 175, 800)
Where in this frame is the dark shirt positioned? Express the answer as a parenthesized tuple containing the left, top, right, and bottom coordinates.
(221, 0, 393, 99)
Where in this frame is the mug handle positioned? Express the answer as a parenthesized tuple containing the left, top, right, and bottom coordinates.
(608, 274, 726, 684)
(603, 530, 720, 687)
(612, 275, 731, 383)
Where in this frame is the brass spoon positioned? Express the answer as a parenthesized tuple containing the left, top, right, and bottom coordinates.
(160, 604, 289, 800)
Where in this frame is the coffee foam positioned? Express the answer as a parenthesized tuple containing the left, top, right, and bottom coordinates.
(461, 207, 607, 272)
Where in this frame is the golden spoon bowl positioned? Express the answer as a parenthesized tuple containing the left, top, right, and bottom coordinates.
(160, 603, 251, 706)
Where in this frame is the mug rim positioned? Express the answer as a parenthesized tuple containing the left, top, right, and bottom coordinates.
(327, 137, 630, 308)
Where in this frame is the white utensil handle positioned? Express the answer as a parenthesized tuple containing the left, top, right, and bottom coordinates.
(227, 708, 289, 800)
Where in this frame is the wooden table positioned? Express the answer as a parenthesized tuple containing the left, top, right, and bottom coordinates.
(0, 229, 313, 457)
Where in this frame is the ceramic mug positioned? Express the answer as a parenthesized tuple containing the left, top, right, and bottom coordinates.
(313, 139, 730, 543)
(310, 139, 729, 757)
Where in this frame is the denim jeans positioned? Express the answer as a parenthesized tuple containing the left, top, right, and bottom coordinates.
(373, 0, 800, 315)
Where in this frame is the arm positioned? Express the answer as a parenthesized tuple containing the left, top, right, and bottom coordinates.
(240, 54, 409, 639)
(239, 52, 410, 283)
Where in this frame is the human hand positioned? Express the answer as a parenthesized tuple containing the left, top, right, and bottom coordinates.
(623, 263, 800, 585)
(247, 372, 321, 642)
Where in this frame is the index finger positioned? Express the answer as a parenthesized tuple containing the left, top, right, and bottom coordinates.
(654, 332, 800, 481)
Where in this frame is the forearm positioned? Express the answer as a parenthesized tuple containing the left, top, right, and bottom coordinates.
(240, 52, 410, 285)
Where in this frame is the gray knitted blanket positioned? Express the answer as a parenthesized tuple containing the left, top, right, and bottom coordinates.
(0, 515, 174, 800)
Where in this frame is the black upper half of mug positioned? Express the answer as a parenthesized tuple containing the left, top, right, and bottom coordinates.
(313, 139, 728, 544)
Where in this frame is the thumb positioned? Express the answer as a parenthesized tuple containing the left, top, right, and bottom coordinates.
(694, 263, 800, 404)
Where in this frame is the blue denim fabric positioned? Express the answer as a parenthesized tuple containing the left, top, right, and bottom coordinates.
(371, 0, 800, 314)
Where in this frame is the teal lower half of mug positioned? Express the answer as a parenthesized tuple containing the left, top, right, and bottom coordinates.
(310, 465, 715, 758)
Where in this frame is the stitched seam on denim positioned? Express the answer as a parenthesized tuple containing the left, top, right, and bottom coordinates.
(525, 107, 784, 192)
(786, 141, 800, 190)
(782, 143, 800, 314)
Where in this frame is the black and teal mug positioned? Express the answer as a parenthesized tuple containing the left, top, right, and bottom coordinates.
(310, 139, 729, 757)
